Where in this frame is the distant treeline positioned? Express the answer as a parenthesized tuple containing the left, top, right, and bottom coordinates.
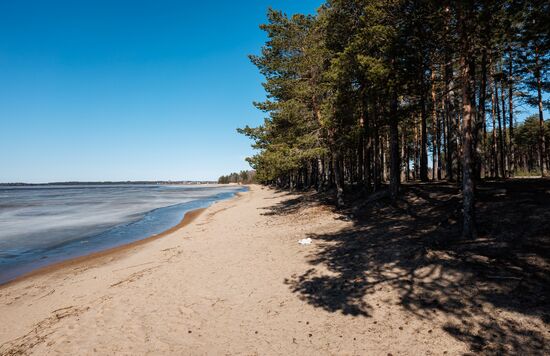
(510, 115, 550, 175)
(218, 170, 256, 184)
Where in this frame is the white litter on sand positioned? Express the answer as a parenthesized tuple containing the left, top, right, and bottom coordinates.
(298, 238, 312, 245)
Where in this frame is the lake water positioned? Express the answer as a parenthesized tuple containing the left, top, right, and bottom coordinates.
(0, 184, 247, 284)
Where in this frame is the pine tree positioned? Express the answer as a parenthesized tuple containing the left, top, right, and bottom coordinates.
(240, 0, 547, 237)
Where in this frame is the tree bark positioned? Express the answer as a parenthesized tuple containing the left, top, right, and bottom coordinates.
(405, 128, 411, 181)
(535, 48, 547, 176)
(420, 79, 429, 181)
(500, 76, 509, 176)
(390, 92, 400, 201)
(373, 104, 382, 190)
(332, 151, 345, 207)
(444, 51, 454, 181)
(494, 78, 506, 178)
(365, 124, 373, 191)
(414, 116, 419, 180)
(490, 70, 498, 178)
(317, 158, 324, 191)
(508, 51, 515, 176)
(431, 68, 438, 180)
(442, 95, 448, 180)
(401, 128, 406, 181)
(384, 134, 388, 182)
(475, 49, 487, 180)
(358, 135, 364, 185)
(437, 112, 442, 180)
(459, 3, 476, 239)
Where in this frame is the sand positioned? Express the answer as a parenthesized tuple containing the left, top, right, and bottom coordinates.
(0, 185, 470, 355)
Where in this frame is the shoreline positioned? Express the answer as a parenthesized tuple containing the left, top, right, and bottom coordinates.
(1, 188, 247, 288)
(0, 207, 207, 289)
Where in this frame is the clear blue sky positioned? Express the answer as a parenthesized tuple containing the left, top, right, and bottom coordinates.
(0, 0, 322, 183)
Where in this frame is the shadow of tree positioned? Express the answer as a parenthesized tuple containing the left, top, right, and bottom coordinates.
(277, 179, 550, 355)
(260, 189, 335, 217)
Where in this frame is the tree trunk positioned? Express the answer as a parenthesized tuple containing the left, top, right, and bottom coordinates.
(390, 92, 400, 200)
(475, 49, 487, 180)
(317, 158, 324, 191)
(437, 112, 442, 180)
(459, 3, 476, 239)
(461, 68, 476, 238)
(365, 126, 373, 191)
(535, 48, 547, 176)
(444, 52, 454, 181)
(431, 68, 438, 180)
(358, 135, 364, 186)
(508, 50, 515, 176)
(491, 79, 498, 177)
(374, 111, 381, 190)
(384, 131, 390, 182)
(414, 116, 419, 180)
(405, 129, 411, 181)
(500, 77, 509, 176)
(420, 81, 429, 181)
(401, 127, 406, 181)
(442, 95, 448, 180)
(384, 134, 388, 182)
(454, 107, 462, 182)
(495, 78, 506, 178)
(332, 151, 345, 207)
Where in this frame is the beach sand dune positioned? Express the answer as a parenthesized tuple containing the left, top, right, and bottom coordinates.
(1, 186, 473, 355)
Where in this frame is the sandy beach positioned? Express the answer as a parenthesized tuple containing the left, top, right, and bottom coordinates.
(3, 0, 549, 354)
(1, 184, 545, 355)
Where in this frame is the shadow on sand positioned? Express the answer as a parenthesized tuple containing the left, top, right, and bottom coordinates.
(269, 179, 550, 355)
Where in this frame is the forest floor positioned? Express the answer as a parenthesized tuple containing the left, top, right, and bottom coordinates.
(0, 180, 548, 355)
(283, 177, 550, 354)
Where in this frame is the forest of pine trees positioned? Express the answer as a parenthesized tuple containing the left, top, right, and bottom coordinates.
(240, 0, 549, 238)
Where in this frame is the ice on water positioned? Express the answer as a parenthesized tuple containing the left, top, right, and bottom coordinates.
(0, 184, 245, 283)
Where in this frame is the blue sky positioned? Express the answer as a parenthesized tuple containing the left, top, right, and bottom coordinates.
(0, 0, 322, 183)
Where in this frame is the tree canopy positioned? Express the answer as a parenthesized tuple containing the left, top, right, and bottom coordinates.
(241, 0, 549, 237)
